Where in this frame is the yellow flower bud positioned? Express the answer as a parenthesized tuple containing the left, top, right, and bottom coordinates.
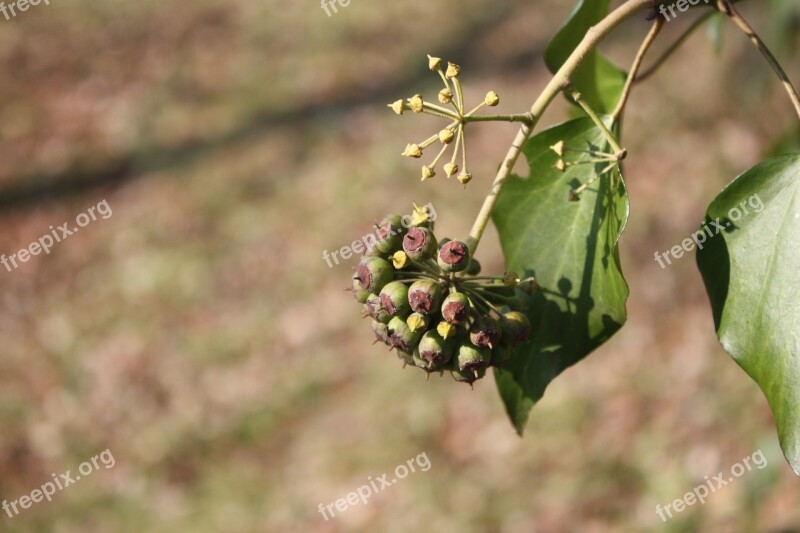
(408, 94, 424, 113)
(438, 88, 453, 105)
(457, 172, 472, 185)
(402, 144, 423, 158)
(550, 141, 565, 157)
(445, 62, 461, 79)
(392, 250, 409, 269)
(411, 204, 430, 226)
(421, 165, 436, 180)
(427, 54, 442, 71)
(407, 313, 428, 333)
(388, 100, 405, 115)
(444, 162, 459, 177)
(555, 159, 566, 172)
(438, 129, 455, 144)
(437, 321, 456, 340)
(484, 91, 500, 107)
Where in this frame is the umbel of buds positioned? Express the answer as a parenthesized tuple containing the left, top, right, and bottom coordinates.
(351, 205, 537, 386)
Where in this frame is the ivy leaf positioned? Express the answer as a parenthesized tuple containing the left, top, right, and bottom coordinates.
(545, 0, 626, 114)
(492, 117, 630, 434)
(697, 154, 800, 475)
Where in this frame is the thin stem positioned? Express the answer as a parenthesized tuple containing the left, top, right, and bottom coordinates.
(463, 113, 534, 125)
(717, 0, 800, 120)
(636, 10, 715, 83)
(422, 102, 461, 120)
(453, 77, 465, 114)
(466, 0, 652, 255)
(571, 90, 625, 156)
(613, 17, 663, 119)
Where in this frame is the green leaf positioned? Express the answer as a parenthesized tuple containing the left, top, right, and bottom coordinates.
(545, 0, 626, 114)
(492, 117, 630, 434)
(697, 154, 800, 475)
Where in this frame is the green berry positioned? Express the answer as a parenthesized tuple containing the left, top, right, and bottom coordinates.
(441, 292, 470, 324)
(469, 315, 501, 348)
(451, 366, 486, 384)
(356, 257, 393, 293)
(500, 311, 532, 346)
(374, 218, 404, 255)
(492, 344, 513, 366)
(379, 281, 410, 317)
(464, 258, 482, 276)
(371, 321, 390, 345)
(351, 277, 371, 303)
(408, 280, 443, 315)
(402, 227, 437, 261)
(437, 240, 470, 272)
(387, 316, 422, 354)
(364, 294, 391, 324)
(417, 330, 454, 368)
(456, 343, 492, 372)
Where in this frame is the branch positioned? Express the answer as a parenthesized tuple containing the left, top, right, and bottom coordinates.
(613, 17, 663, 119)
(466, 0, 654, 254)
(636, 10, 715, 83)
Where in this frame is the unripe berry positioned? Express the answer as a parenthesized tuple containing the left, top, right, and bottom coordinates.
(464, 258, 481, 276)
(403, 227, 437, 261)
(441, 292, 470, 324)
(492, 344, 513, 366)
(417, 330, 454, 368)
(374, 220, 403, 255)
(451, 366, 486, 384)
(500, 311, 532, 346)
(408, 280, 443, 315)
(365, 294, 391, 324)
(456, 343, 492, 372)
(357, 257, 393, 293)
(388, 316, 422, 354)
(469, 315, 501, 348)
(379, 281, 411, 317)
(371, 320, 390, 345)
(438, 240, 470, 272)
(352, 277, 371, 303)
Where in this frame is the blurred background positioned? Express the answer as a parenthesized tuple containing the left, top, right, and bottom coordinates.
(0, 0, 798, 531)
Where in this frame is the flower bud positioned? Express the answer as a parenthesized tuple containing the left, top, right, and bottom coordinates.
(389, 100, 405, 115)
(409, 94, 424, 113)
(438, 129, 455, 145)
(388, 316, 422, 354)
(442, 292, 470, 324)
(502, 271, 520, 287)
(550, 140, 565, 157)
(469, 315, 501, 348)
(408, 280, 443, 315)
(427, 54, 442, 71)
(555, 159, 566, 172)
(411, 203, 433, 227)
(416, 330, 454, 368)
(445, 62, 461, 79)
(379, 281, 411, 317)
(421, 165, 436, 181)
(406, 312, 430, 333)
(402, 144, 423, 158)
(436, 321, 456, 340)
(403, 227, 437, 261)
(500, 311, 532, 346)
(365, 294, 391, 324)
(457, 173, 472, 186)
(438, 88, 454, 105)
(438, 240, 470, 272)
(392, 250, 409, 269)
(464, 258, 481, 276)
(456, 343, 492, 372)
(356, 257, 393, 293)
(443, 162, 459, 177)
(484, 91, 499, 106)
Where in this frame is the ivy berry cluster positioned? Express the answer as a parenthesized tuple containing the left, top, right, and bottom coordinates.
(350, 206, 535, 385)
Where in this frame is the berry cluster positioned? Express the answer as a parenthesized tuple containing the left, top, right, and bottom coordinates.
(351, 207, 534, 385)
